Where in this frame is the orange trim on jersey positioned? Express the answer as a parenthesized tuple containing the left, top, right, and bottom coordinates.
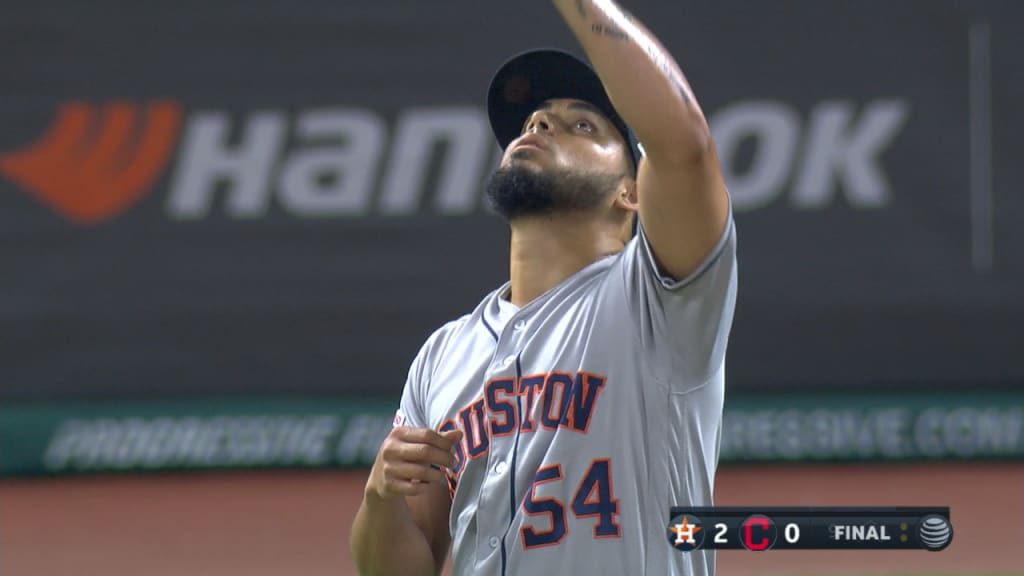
(517, 374, 546, 432)
(539, 372, 574, 431)
(484, 377, 518, 438)
(458, 399, 489, 460)
(572, 458, 622, 539)
(565, 372, 608, 434)
(438, 418, 465, 479)
(520, 464, 569, 549)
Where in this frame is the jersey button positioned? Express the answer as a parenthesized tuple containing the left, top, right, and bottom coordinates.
(489, 536, 500, 548)
(513, 319, 526, 331)
(494, 461, 508, 474)
(502, 354, 516, 368)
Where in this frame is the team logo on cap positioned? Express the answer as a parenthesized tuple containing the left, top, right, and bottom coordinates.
(667, 513, 705, 552)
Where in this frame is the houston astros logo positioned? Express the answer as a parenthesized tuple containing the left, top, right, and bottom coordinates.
(0, 100, 182, 224)
(667, 514, 705, 551)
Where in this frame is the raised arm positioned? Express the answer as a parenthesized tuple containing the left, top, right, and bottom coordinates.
(553, 0, 730, 280)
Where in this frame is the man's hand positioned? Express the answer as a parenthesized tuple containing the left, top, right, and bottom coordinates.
(367, 427, 463, 500)
(353, 426, 462, 576)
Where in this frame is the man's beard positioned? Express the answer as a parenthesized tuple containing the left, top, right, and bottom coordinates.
(485, 164, 622, 220)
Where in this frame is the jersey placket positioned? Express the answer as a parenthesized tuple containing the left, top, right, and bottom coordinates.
(473, 311, 530, 571)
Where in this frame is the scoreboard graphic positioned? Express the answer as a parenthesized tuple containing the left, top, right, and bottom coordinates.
(667, 507, 952, 552)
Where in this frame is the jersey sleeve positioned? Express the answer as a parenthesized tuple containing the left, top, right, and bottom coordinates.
(394, 328, 445, 429)
(394, 318, 466, 429)
(616, 211, 738, 390)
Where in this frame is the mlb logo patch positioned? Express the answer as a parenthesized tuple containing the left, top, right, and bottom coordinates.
(393, 411, 405, 427)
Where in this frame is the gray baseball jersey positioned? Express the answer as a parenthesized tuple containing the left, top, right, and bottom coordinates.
(396, 215, 737, 575)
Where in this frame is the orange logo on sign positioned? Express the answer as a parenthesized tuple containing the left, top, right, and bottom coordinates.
(0, 101, 182, 224)
(670, 517, 702, 545)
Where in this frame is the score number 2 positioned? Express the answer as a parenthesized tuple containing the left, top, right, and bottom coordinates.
(715, 523, 728, 544)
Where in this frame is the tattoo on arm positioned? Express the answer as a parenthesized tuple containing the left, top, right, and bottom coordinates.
(590, 22, 629, 42)
(676, 84, 692, 105)
(584, 0, 693, 106)
(638, 40, 691, 104)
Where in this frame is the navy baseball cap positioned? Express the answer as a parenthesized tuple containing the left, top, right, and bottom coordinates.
(487, 49, 643, 172)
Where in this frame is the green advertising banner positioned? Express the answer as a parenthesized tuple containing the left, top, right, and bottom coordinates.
(719, 392, 1024, 462)
(0, 398, 397, 477)
(1, 392, 1021, 477)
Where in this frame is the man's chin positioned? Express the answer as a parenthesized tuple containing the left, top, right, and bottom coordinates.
(485, 164, 558, 220)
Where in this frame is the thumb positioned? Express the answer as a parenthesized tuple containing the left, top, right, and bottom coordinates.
(441, 428, 464, 443)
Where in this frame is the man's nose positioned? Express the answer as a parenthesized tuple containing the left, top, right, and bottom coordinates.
(526, 112, 553, 134)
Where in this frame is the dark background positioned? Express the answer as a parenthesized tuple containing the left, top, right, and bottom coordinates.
(1, 0, 1021, 401)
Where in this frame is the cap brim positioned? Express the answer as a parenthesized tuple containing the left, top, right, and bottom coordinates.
(487, 49, 639, 168)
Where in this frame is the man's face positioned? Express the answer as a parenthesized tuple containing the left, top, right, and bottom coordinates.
(486, 98, 633, 220)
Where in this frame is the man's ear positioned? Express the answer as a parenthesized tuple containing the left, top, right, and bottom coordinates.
(614, 176, 639, 213)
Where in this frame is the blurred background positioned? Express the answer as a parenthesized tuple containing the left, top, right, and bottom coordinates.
(1, 1, 1021, 574)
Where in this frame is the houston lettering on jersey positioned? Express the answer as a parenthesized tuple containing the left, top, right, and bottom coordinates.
(438, 371, 606, 495)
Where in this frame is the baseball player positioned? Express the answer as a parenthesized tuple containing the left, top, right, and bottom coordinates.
(351, 1, 735, 574)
